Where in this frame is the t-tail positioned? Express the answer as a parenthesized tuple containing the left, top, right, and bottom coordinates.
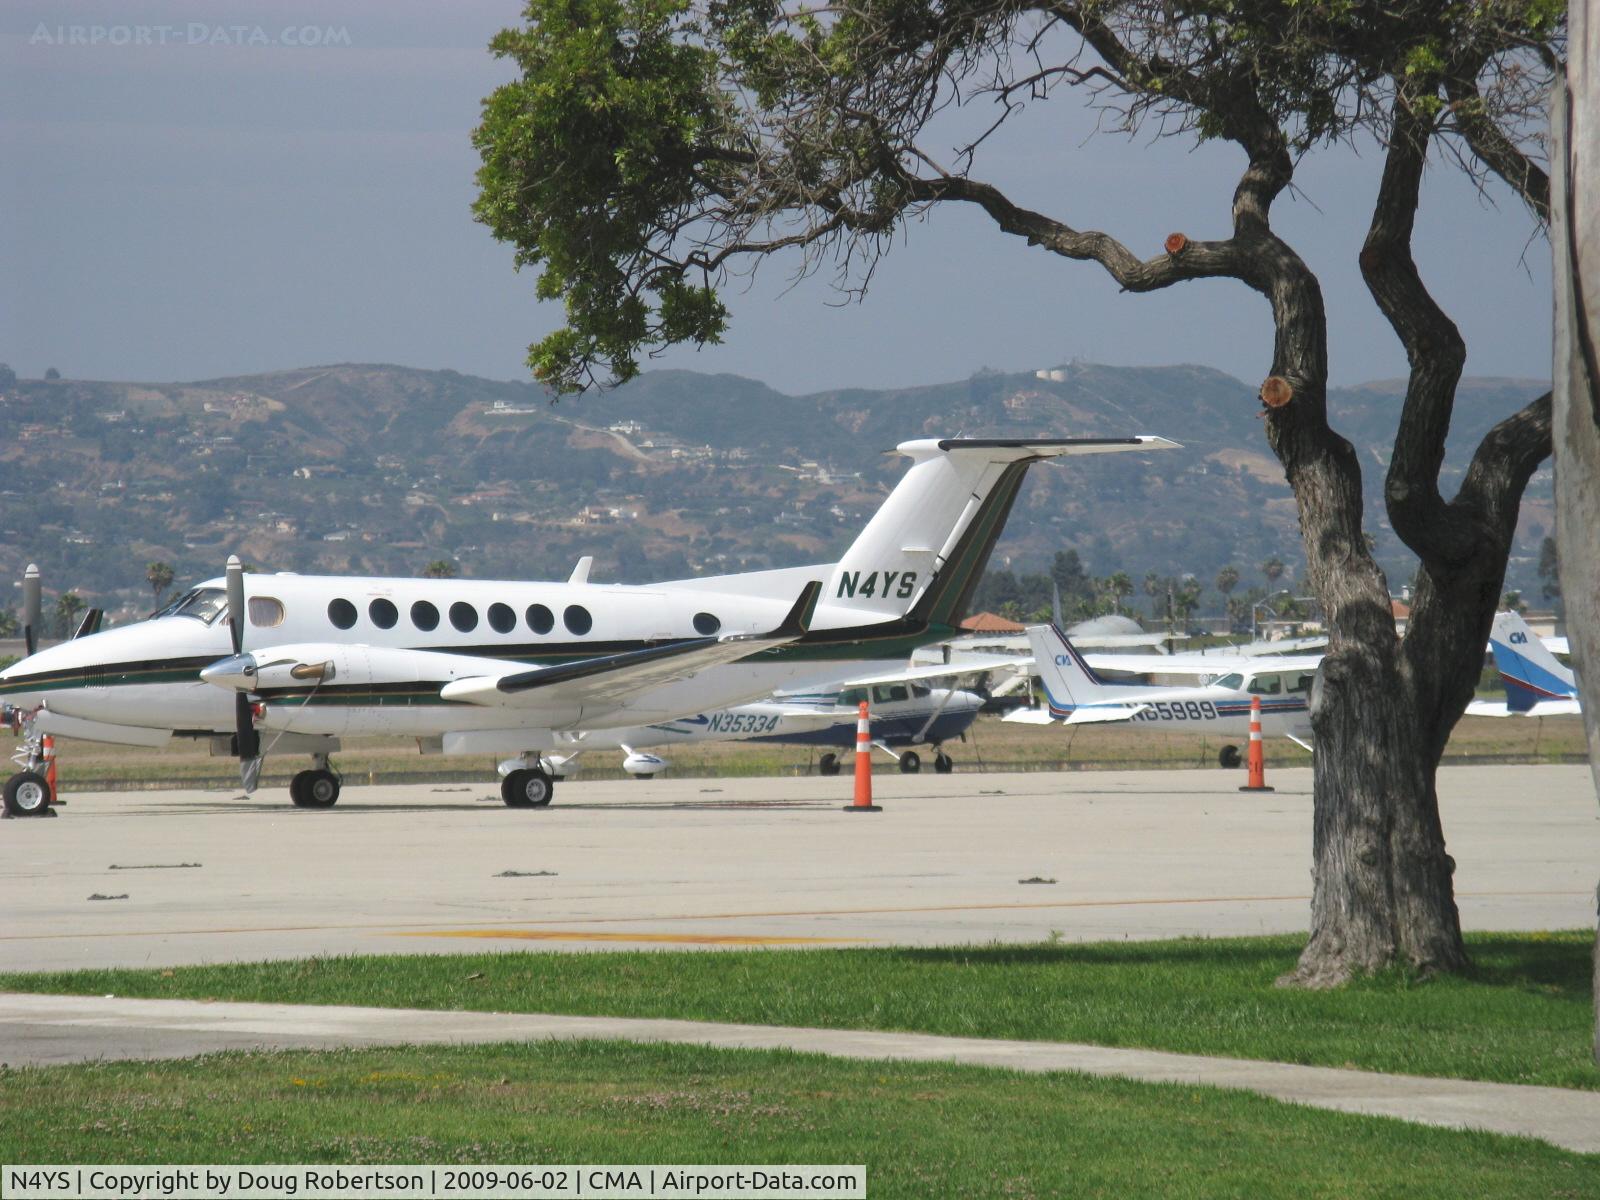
(1025, 622, 1118, 718)
(825, 437, 1178, 631)
(1488, 611, 1577, 712)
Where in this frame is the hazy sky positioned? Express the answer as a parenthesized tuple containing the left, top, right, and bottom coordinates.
(2, 0, 1555, 395)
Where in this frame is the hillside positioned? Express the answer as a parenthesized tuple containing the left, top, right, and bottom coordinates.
(0, 362, 1552, 622)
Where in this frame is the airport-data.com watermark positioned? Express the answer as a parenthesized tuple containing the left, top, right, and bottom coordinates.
(27, 23, 353, 48)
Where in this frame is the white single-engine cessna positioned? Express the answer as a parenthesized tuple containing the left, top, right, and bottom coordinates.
(1007, 622, 1319, 765)
(0, 436, 1176, 814)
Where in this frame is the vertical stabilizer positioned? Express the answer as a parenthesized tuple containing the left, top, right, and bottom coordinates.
(1488, 611, 1577, 712)
(1025, 622, 1117, 717)
(822, 437, 1178, 628)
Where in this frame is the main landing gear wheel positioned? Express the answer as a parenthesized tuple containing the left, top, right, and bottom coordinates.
(291, 769, 341, 808)
(3, 771, 51, 817)
(502, 768, 554, 808)
(898, 750, 921, 774)
(934, 752, 954, 774)
(1218, 745, 1243, 770)
(817, 752, 841, 777)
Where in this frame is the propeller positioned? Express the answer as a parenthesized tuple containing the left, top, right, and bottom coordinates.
(225, 555, 263, 792)
(22, 563, 40, 656)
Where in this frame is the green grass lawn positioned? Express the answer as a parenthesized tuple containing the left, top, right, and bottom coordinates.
(6, 932, 1594, 1090)
(2, 1041, 1594, 1198)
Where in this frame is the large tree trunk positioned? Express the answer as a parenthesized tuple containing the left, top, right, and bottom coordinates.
(1551, 2, 1600, 1064)
(1283, 558, 1476, 986)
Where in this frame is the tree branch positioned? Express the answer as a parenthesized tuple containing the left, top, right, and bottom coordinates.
(1443, 77, 1551, 224)
(1454, 390, 1553, 540)
(1358, 96, 1475, 568)
(898, 171, 1243, 289)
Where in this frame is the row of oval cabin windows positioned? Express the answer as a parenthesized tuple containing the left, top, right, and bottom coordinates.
(256, 597, 724, 638)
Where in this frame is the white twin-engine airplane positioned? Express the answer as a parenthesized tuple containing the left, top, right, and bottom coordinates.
(1006, 622, 1319, 766)
(0, 436, 1177, 815)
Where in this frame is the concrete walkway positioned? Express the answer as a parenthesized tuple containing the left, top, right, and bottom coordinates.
(4, 992, 1598, 1154)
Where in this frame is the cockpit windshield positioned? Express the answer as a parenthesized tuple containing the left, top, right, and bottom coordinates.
(1213, 673, 1244, 690)
(151, 587, 228, 625)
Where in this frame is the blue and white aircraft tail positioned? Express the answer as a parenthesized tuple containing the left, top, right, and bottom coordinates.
(1478, 611, 1580, 716)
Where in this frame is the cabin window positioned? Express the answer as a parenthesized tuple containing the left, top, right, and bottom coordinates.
(449, 602, 479, 633)
(369, 598, 398, 629)
(911, 683, 932, 699)
(248, 597, 285, 628)
(411, 600, 440, 631)
(525, 603, 554, 635)
(564, 604, 593, 635)
(873, 684, 910, 704)
(487, 602, 516, 634)
(328, 598, 358, 630)
(1290, 673, 1315, 693)
(1214, 673, 1244, 690)
(1248, 674, 1283, 695)
(838, 687, 869, 706)
(693, 612, 721, 636)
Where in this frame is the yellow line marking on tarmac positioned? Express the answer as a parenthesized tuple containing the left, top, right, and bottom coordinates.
(0, 890, 1585, 944)
(391, 930, 863, 945)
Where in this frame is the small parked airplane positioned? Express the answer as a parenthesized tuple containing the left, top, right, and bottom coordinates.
(544, 676, 986, 779)
(1466, 610, 1581, 718)
(1006, 622, 1318, 765)
(0, 435, 1177, 815)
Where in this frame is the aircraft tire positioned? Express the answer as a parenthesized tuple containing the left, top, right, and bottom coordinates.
(3, 771, 51, 817)
(898, 751, 921, 774)
(1218, 745, 1242, 770)
(294, 769, 340, 808)
(503, 769, 554, 808)
(817, 753, 840, 777)
(934, 753, 953, 774)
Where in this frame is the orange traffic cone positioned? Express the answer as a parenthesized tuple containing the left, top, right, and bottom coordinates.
(1238, 695, 1274, 792)
(843, 700, 882, 812)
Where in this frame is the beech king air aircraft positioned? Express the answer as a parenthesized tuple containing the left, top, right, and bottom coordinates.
(1007, 622, 1319, 766)
(0, 436, 1176, 815)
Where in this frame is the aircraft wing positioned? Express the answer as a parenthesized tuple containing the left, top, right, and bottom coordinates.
(439, 582, 821, 709)
(1084, 652, 1323, 676)
(1465, 697, 1582, 718)
(1002, 704, 1145, 726)
(840, 654, 1034, 688)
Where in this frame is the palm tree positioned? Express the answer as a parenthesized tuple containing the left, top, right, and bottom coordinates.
(146, 561, 175, 607)
(420, 560, 459, 579)
(1105, 571, 1134, 615)
(1260, 555, 1286, 586)
(53, 592, 85, 638)
(1215, 564, 1240, 596)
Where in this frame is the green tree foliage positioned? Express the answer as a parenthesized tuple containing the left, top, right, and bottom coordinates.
(43, 367, 60, 381)
(420, 559, 459, 579)
(1215, 564, 1240, 596)
(0, 363, 16, 391)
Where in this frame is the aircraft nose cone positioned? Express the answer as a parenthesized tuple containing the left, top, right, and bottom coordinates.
(200, 653, 257, 691)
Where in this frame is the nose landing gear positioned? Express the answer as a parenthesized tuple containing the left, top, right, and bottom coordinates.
(4, 729, 55, 818)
